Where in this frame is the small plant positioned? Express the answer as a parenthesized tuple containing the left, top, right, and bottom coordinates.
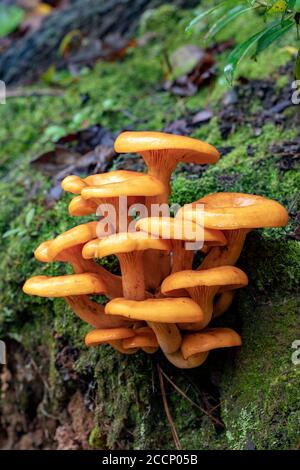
(186, 0, 300, 83)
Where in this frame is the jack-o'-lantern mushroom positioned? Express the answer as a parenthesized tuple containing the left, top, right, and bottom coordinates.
(114, 131, 220, 204)
(136, 216, 226, 273)
(85, 327, 138, 354)
(34, 222, 123, 298)
(161, 266, 248, 330)
(177, 193, 288, 269)
(181, 327, 242, 363)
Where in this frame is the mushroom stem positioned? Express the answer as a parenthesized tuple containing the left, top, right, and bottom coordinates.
(109, 341, 139, 354)
(165, 350, 209, 369)
(147, 322, 181, 354)
(62, 245, 123, 298)
(213, 291, 235, 318)
(199, 229, 249, 270)
(143, 151, 176, 203)
(118, 252, 146, 300)
(116, 252, 181, 354)
(171, 240, 194, 273)
(178, 285, 217, 331)
(65, 295, 130, 329)
(142, 250, 170, 291)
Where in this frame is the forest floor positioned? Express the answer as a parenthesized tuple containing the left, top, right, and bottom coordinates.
(0, 2, 299, 450)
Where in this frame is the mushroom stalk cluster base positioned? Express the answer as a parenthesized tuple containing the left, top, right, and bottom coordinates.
(23, 131, 288, 369)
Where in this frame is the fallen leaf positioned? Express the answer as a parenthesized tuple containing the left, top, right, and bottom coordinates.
(163, 45, 215, 97)
(31, 123, 117, 205)
(192, 109, 213, 124)
(164, 119, 192, 135)
(31, 146, 81, 176)
(169, 45, 206, 79)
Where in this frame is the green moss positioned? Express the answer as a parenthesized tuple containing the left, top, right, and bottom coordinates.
(88, 425, 107, 449)
(139, 4, 182, 36)
(219, 294, 300, 450)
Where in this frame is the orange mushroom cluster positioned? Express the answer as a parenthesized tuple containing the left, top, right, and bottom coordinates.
(23, 131, 289, 369)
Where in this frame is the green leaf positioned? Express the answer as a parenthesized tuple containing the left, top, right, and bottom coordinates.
(2, 228, 24, 239)
(224, 27, 273, 84)
(25, 208, 35, 227)
(295, 47, 300, 78)
(0, 5, 24, 38)
(185, 2, 227, 33)
(288, 1, 296, 8)
(293, 0, 300, 10)
(206, 5, 253, 38)
(252, 19, 294, 58)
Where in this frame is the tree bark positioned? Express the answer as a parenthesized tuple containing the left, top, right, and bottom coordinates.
(0, 0, 198, 85)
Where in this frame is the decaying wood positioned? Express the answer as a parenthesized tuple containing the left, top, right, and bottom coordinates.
(0, 0, 198, 85)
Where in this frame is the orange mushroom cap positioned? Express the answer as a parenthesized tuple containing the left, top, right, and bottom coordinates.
(82, 231, 171, 259)
(105, 297, 205, 323)
(81, 174, 165, 200)
(181, 327, 242, 360)
(136, 216, 226, 244)
(34, 240, 53, 262)
(23, 273, 107, 297)
(178, 192, 288, 230)
(68, 195, 98, 216)
(45, 222, 98, 261)
(62, 170, 163, 195)
(85, 327, 135, 347)
(114, 131, 220, 165)
(122, 330, 158, 349)
(161, 266, 248, 296)
(61, 175, 87, 194)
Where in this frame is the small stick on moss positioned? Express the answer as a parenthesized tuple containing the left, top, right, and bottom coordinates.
(160, 367, 224, 428)
(157, 363, 181, 450)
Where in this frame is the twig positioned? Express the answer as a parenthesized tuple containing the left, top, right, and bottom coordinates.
(6, 87, 64, 98)
(162, 48, 173, 75)
(160, 367, 224, 428)
(157, 364, 181, 450)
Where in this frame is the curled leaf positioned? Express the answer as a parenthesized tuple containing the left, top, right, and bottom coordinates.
(295, 47, 300, 78)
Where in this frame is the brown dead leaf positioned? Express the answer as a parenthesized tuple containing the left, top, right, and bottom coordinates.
(31, 146, 81, 176)
(163, 45, 215, 97)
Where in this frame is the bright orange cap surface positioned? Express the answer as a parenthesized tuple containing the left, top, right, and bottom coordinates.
(85, 327, 135, 346)
(123, 331, 158, 349)
(81, 174, 165, 199)
(105, 297, 204, 323)
(161, 266, 248, 295)
(181, 327, 242, 359)
(115, 131, 220, 164)
(83, 232, 171, 259)
(68, 196, 98, 216)
(23, 273, 107, 297)
(46, 222, 98, 261)
(34, 240, 52, 262)
(178, 192, 288, 229)
(136, 216, 226, 244)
